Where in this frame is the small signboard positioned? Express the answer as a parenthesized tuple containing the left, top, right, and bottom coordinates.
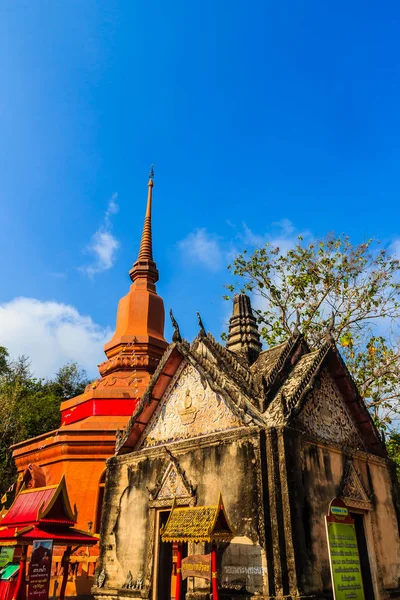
(27, 540, 53, 600)
(0, 547, 14, 570)
(0, 562, 20, 581)
(325, 498, 365, 600)
(181, 554, 211, 580)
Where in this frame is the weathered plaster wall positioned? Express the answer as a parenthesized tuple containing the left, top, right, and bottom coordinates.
(294, 438, 400, 597)
(97, 428, 267, 597)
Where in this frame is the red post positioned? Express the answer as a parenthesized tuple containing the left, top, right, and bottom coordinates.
(59, 546, 71, 600)
(211, 543, 218, 600)
(14, 546, 27, 600)
(175, 543, 182, 600)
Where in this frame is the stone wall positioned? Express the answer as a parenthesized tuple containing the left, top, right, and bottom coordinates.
(286, 431, 400, 599)
(95, 427, 268, 598)
(95, 426, 400, 600)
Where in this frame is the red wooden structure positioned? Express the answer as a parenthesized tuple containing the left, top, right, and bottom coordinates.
(0, 476, 97, 600)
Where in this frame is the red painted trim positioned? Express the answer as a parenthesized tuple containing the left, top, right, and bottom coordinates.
(61, 398, 138, 426)
(211, 544, 219, 600)
(175, 543, 182, 600)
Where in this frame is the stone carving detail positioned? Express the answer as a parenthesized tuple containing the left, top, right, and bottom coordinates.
(96, 568, 106, 588)
(152, 462, 193, 501)
(340, 461, 372, 508)
(141, 363, 242, 448)
(296, 369, 363, 449)
(122, 571, 133, 589)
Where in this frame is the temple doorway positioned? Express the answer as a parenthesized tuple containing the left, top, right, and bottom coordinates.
(156, 511, 187, 600)
(350, 512, 375, 600)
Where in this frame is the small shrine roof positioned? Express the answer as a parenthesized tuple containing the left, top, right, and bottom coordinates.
(160, 494, 234, 543)
(0, 524, 97, 546)
(0, 476, 97, 548)
(1, 476, 76, 527)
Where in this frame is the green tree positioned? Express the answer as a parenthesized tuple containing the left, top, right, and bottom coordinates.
(0, 354, 89, 495)
(45, 362, 89, 400)
(226, 234, 400, 432)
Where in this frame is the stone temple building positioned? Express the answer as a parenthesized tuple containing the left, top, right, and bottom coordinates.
(93, 293, 400, 600)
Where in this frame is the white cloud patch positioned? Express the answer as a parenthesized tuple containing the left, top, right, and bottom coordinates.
(0, 297, 112, 378)
(81, 193, 120, 276)
(390, 238, 400, 259)
(178, 228, 224, 272)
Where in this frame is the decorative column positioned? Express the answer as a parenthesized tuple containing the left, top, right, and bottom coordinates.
(59, 546, 72, 600)
(211, 544, 218, 600)
(175, 543, 183, 600)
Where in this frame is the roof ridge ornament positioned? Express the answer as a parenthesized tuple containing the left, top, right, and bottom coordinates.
(197, 311, 206, 337)
(170, 309, 182, 343)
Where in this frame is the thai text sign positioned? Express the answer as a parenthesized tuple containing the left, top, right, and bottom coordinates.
(326, 499, 365, 600)
(28, 540, 53, 600)
(181, 554, 211, 580)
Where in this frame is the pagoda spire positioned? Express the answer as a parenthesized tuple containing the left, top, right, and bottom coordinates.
(226, 294, 262, 364)
(137, 165, 154, 262)
(103, 167, 167, 381)
(129, 166, 159, 285)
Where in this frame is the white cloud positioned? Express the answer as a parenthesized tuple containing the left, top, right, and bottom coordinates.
(241, 219, 307, 253)
(178, 228, 224, 272)
(81, 193, 120, 276)
(0, 297, 112, 378)
(390, 238, 400, 259)
(178, 220, 310, 273)
(104, 192, 119, 226)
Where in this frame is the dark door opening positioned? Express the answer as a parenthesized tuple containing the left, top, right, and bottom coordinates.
(156, 511, 187, 600)
(350, 513, 375, 600)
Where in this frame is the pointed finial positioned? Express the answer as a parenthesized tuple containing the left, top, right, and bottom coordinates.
(170, 309, 182, 343)
(129, 170, 159, 284)
(149, 164, 154, 180)
(197, 311, 206, 336)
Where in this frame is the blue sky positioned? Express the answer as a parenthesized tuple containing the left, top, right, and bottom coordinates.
(1, 0, 400, 378)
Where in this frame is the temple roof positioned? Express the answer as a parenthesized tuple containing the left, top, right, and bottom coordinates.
(160, 494, 234, 543)
(1, 476, 77, 527)
(116, 322, 385, 456)
(0, 476, 97, 547)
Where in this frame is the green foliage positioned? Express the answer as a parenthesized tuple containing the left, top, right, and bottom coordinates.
(227, 234, 400, 432)
(386, 432, 400, 482)
(0, 354, 89, 494)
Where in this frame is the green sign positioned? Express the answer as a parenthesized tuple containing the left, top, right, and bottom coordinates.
(331, 506, 349, 518)
(326, 521, 365, 600)
(0, 562, 19, 581)
(0, 547, 14, 570)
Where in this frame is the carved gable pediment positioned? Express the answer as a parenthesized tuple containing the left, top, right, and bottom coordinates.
(150, 460, 195, 507)
(139, 362, 242, 449)
(294, 368, 364, 450)
(340, 462, 372, 509)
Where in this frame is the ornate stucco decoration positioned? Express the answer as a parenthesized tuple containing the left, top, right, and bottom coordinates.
(295, 369, 365, 450)
(149, 457, 196, 508)
(139, 362, 242, 449)
(339, 461, 373, 510)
